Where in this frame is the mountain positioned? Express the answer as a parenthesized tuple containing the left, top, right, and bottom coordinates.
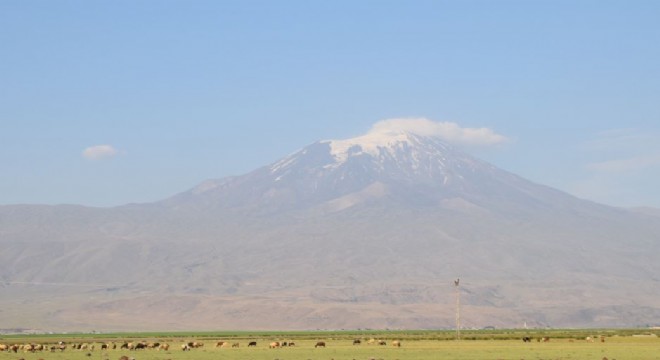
(1, 127, 660, 332)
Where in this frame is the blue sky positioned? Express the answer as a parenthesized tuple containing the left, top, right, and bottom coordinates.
(1, 1, 660, 208)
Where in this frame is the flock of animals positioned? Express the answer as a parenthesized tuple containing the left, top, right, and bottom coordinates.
(521, 336, 606, 343)
(0, 338, 403, 353)
(0, 336, 610, 356)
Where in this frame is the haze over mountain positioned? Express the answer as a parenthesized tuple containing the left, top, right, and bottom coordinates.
(1, 120, 659, 332)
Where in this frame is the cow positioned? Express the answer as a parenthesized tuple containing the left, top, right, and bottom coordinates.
(231, 343, 239, 348)
(215, 341, 226, 348)
(181, 344, 190, 351)
(522, 337, 532, 343)
(314, 341, 326, 348)
(0, 344, 8, 351)
(288, 342, 295, 347)
(353, 339, 361, 345)
(392, 340, 401, 347)
(248, 341, 257, 347)
(158, 343, 169, 351)
(269, 342, 280, 349)
(378, 340, 387, 346)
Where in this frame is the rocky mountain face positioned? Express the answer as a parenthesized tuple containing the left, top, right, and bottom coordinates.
(1, 129, 660, 332)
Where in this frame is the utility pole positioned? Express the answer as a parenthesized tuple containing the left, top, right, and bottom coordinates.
(454, 278, 460, 341)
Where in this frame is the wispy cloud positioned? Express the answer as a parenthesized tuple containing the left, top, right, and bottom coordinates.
(583, 129, 660, 173)
(583, 128, 659, 153)
(587, 155, 660, 173)
(82, 145, 119, 160)
(568, 128, 660, 207)
(369, 118, 508, 146)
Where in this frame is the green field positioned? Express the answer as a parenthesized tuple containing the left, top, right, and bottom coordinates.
(2, 329, 659, 360)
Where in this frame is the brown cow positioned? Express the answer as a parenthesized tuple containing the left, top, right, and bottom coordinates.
(269, 342, 280, 349)
(248, 341, 257, 347)
(392, 340, 401, 347)
(315, 341, 326, 348)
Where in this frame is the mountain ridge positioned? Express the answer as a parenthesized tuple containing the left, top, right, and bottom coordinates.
(1, 128, 659, 331)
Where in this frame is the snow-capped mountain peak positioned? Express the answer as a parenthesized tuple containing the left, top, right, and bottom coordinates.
(269, 118, 507, 180)
(324, 130, 420, 166)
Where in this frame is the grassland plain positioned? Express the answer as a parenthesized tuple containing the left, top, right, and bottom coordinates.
(1, 330, 659, 360)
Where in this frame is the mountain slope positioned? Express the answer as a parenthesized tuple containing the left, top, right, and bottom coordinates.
(1, 127, 660, 331)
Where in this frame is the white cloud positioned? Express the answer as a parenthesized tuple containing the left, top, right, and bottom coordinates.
(82, 145, 119, 160)
(368, 118, 508, 146)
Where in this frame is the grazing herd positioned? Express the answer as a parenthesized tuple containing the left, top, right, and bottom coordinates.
(0, 336, 611, 355)
(521, 336, 606, 343)
(0, 338, 404, 353)
(0, 341, 174, 353)
(0, 335, 614, 354)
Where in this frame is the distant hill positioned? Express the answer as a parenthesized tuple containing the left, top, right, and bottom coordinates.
(1, 128, 659, 332)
